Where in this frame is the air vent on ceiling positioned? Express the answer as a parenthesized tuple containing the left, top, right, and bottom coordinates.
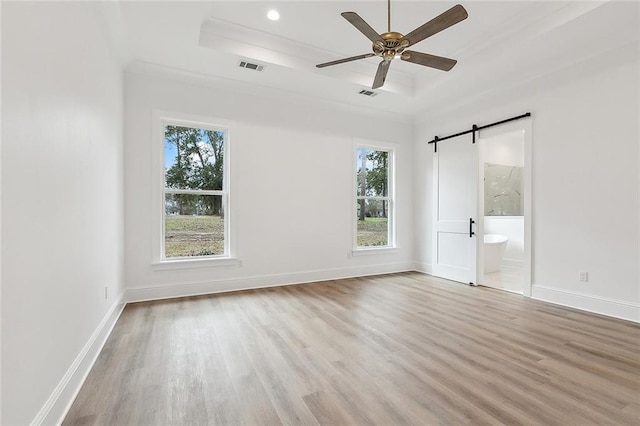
(358, 89, 378, 97)
(238, 61, 264, 71)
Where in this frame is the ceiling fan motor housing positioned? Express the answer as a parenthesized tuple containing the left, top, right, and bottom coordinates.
(373, 32, 409, 60)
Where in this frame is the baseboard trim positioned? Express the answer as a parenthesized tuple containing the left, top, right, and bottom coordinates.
(126, 262, 414, 303)
(414, 262, 433, 274)
(531, 284, 639, 323)
(32, 294, 126, 426)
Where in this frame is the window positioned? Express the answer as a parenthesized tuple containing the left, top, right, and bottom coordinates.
(355, 146, 394, 249)
(160, 119, 229, 260)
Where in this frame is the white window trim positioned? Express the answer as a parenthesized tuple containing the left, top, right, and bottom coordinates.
(350, 247, 399, 257)
(352, 139, 397, 253)
(151, 110, 237, 268)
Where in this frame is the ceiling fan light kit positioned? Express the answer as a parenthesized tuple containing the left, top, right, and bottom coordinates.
(316, 1, 468, 90)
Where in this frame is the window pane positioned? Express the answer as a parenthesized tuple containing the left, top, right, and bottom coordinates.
(164, 125, 225, 191)
(356, 148, 388, 197)
(165, 194, 224, 257)
(356, 199, 389, 247)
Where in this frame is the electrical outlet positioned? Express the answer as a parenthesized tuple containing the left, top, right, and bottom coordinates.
(579, 271, 588, 282)
(104, 286, 108, 299)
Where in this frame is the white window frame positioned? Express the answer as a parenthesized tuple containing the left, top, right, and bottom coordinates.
(353, 140, 397, 253)
(151, 110, 237, 268)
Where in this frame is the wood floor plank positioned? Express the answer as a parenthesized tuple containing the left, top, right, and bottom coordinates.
(63, 272, 640, 425)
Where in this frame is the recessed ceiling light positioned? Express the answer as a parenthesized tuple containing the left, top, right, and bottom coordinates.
(267, 10, 280, 21)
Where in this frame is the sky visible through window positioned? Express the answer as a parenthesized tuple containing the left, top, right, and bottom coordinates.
(164, 128, 224, 173)
(165, 141, 177, 170)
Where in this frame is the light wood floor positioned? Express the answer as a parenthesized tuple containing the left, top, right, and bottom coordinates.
(64, 272, 640, 425)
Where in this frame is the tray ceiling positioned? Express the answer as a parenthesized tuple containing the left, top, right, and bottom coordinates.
(112, 1, 639, 120)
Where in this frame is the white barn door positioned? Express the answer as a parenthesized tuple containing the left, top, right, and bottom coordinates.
(432, 136, 478, 285)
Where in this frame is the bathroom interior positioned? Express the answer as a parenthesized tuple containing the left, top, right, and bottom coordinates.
(480, 130, 525, 294)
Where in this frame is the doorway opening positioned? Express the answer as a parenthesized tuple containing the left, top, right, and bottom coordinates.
(477, 127, 529, 295)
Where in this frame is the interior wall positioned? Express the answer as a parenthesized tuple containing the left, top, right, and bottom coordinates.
(1, 3, 125, 424)
(481, 131, 525, 167)
(0, 2, 3, 420)
(124, 71, 415, 300)
(415, 54, 640, 321)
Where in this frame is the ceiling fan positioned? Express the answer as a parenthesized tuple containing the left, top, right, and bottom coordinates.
(316, 1, 468, 90)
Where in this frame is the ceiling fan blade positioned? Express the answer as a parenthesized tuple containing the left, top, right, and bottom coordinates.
(372, 60, 391, 89)
(400, 4, 468, 47)
(316, 53, 376, 68)
(401, 50, 457, 71)
(341, 12, 384, 43)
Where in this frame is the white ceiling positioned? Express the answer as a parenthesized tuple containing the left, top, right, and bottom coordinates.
(108, 1, 639, 121)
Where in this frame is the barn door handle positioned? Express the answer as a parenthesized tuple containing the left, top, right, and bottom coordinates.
(469, 218, 475, 238)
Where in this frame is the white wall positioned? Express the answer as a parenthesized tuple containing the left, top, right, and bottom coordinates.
(0, 1, 2, 423)
(1, 3, 125, 424)
(0, 2, 3, 421)
(124, 70, 415, 300)
(415, 52, 640, 321)
(481, 131, 525, 167)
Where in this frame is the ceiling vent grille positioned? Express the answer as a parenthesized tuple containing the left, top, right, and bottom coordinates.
(358, 89, 378, 97)
(238, 61, 264, 71)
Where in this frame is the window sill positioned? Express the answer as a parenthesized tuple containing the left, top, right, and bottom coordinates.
(351, 247, 399, 256)
(151, 257, 240, 271)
